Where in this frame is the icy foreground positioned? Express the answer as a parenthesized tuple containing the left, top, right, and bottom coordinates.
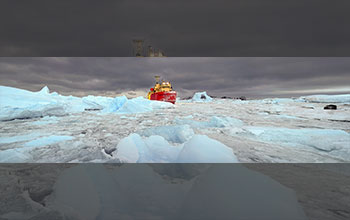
(1, 85, 350, 162)
(1, 164, 349, 220)
(43, 164, 306, 220)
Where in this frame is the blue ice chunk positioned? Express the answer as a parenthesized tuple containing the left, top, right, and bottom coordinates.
(192, 91, 213, 102)
(176, 135, 238, 163)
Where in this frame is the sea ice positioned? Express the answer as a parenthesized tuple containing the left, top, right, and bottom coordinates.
(175, 116, 244, 128)
(245, 126, 350, 160)
(23, 135, 74, 147)
(0, 133, 43, 144)
(0, 135, 74, 162)
(31, 116, 59, 125)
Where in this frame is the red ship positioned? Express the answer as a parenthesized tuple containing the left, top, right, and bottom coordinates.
(147, 76, 177, 104)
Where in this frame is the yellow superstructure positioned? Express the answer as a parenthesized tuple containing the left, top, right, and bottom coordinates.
(147, 76, 173, 99)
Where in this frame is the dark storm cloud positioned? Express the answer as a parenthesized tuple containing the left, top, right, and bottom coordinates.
(0, 57, 349, 98)
(0, 0, 350, 56)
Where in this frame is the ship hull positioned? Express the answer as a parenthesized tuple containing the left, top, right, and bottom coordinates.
(150, 91, 177, 104)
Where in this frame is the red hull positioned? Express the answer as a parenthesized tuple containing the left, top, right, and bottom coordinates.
(150, 91, 177, 104)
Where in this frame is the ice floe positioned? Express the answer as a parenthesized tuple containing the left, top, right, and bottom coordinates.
(244, 126, 350, 160)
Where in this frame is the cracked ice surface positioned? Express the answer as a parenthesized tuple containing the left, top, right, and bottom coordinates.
(1, 164, 349, 220)
(44, 164, 306, 220)
(1, 85, 350, 163)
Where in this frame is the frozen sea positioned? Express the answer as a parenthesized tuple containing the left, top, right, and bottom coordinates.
(1, 86, 350, 220)
(1, 85, 350, 163)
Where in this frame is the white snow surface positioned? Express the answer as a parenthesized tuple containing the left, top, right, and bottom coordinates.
(1, 85, 350, 163)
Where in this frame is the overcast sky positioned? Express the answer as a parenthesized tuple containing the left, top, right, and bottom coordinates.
(1, 0, 350, 56)
(0, 57, 349, 98)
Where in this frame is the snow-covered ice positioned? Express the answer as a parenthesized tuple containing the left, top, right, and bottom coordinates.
(299, 94, 350, 103)
(1, 85, 350, 162)
(0, 133, 43, 144)
(31, 116, 59, 125)
(175, 116, 244, 128)
(244, 127, 350, 160)
(0, 135, 74, 162)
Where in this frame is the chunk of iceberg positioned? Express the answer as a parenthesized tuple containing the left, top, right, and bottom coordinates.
(176, 135, 238, 163)
(116, 133, 181, 163)
(116, 133, 238, 163)
(116, 97, 173, 114)
(192, 91, 213, 102)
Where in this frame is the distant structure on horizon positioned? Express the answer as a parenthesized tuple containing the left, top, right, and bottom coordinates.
(132, 39, 166, 57)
